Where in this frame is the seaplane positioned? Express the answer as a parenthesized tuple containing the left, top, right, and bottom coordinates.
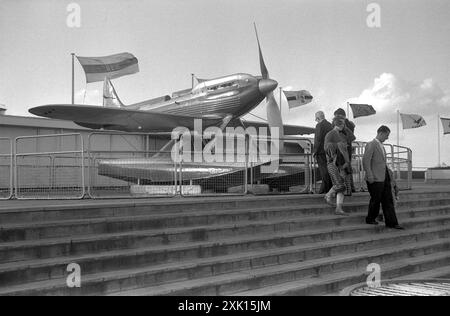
(29, 25, 315, 193)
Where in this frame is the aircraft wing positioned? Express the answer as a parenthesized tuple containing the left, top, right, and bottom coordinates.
(29, 104, 222, 132)
(235, 120, 315, 135)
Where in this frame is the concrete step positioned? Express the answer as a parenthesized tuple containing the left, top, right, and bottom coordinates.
(396, 266, 450, 280)
(0, 194, 370, 224)
(231, 251, 450, 296)
(1, 237, 449, 296)
(1, 190, 448, 225)
(1, 208, 449, 263)
(110, 241, 450, 296)
(1, 224, 449, 288)
(2, 197, 450, 243)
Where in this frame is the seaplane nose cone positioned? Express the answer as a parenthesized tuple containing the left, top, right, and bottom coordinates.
(258, 79, 278, 95)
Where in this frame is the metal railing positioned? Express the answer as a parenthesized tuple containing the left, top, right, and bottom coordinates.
(14, 134, 85, 199)
(391, 144, 413, 190)
(87, 132, 178, 199)
(0, 133, 414, 200)
(0, 137, 13, 199)
(350, 141, 412, 191)
(249, 137, 314, 195)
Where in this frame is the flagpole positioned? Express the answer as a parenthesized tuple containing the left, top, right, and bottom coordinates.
(396, 109, 400, 178)
(191, 73, 194, 89)
(397, 109, 400, 148)
(347, 102, 350, 118)
(279, 87, 282, 111)
(438, 114, 441, 167)
(71, 53, 75, 104)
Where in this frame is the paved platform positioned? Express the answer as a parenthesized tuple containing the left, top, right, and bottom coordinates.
(1, 182, 449, 211)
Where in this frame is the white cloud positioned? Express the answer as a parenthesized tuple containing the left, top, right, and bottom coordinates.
(348, 73, 450, 124)
(348, 73, 450, 168)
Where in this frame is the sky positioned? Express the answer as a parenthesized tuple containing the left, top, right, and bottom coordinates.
(0, 0, 449, 168)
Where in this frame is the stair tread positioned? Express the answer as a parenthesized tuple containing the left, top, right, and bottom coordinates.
(2, 196, 450, 229)
(1, 212, 449, 251)
(396, 266, 450, 280)
(2, 188, 449, 214)
(1, 237, 449, 295)
(231, 251, 450, 296)
(1, 224, 448, 273)
(112, 246, 450, 296)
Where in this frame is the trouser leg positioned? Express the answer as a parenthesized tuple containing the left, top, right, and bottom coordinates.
(381, 171, 399, 227)
(317, 155, 332, 193)
(366, 181, 384, 222)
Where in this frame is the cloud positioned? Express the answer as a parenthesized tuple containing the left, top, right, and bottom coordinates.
(348, 73, 450, 125)
(347, 73, 450, 168)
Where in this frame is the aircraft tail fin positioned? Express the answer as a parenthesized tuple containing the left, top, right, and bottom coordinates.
(103, 78, 124, 108)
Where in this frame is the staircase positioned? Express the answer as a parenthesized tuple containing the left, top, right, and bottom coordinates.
(0, 187, 450, 296)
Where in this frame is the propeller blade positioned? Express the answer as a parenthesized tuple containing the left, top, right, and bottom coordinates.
(254, 23, 284, 153)
(254, 23, 269, 79)
(266, 92, 285, 152)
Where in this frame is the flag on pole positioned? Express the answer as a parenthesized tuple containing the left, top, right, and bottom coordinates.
(400, 113, 427, 129)
(349, 103, 376, 118)
(282, 90, 313, 109)
(76, 52, 139, 83)
(441, 117, 450, 135)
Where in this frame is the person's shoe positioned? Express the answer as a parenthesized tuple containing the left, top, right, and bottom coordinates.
(324, 195, 335, 206)
(377, 214, 384, 222)
(335, 209, 349, 216)
(388, 225, 405, 230)
(366, 220, 379, 225)
(335, 205, 349, 216)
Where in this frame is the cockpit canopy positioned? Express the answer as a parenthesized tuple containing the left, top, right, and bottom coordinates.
(192, 73, 257, 94)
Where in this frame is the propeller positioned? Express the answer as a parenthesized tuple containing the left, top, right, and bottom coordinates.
(254, 23, 284, 153)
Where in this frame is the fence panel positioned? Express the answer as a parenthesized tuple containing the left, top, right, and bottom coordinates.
(87, 132, 177, 198)
(178, 132, 247, 196)
(249, 137, 313, 195)
(392, 145, 412, 190)
(351, 142, 412, 191)
(0, 138, 13, 199)
(14, 134, 85, 199)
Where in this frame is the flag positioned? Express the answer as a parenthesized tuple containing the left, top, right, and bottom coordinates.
(441, 117, 450, 135)
(349, 103, 376, 118)
(77, 52, 139, 83)
(400, 113, 427, 129)
(283, 90, 313, 109)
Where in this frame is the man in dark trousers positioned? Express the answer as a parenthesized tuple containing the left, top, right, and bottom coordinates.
(313, 111, 333, 194)
(362, 125, 404, 229)
(334, 108, 356, 193)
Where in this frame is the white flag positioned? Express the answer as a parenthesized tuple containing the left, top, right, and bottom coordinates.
(441, 117, 450, 135)
(400, 113, 427, 129)
(283, 90, 313, 109)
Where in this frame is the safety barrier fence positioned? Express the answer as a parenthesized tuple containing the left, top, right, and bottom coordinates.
(351, 141, 413, 191)
(0, 137, 13, 199)
(1, 133, 412, 199)
(14, 134, 85, 199)
(248, 137, 314, 195)
(87, 132, 177, 199)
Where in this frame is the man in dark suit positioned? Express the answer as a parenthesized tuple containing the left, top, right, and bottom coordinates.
(313, 111, 333, 194)
(362, 125, 404, 229)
